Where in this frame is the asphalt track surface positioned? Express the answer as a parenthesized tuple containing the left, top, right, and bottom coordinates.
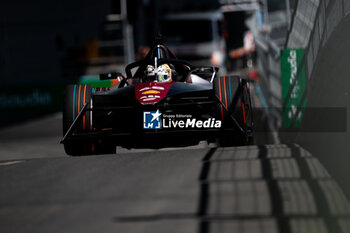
(0, 113, 350, 233)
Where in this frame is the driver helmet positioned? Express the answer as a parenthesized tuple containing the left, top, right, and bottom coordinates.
(145, 64, 172, 82)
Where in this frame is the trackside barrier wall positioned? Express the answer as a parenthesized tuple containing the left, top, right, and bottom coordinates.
(284, 0, 350, 127)
(253, 10, 290, 141)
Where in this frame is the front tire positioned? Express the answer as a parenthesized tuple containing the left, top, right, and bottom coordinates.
(62, 84, 116, 156)
(214, 76, 253, 146)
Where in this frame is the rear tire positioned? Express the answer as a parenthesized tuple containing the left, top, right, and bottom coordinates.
(63, 84, 116, 156)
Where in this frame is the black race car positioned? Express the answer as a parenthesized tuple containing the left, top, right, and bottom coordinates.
(61, 37, 253, 156)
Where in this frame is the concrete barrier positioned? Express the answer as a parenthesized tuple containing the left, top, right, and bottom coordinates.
(282, 0, 350, 197)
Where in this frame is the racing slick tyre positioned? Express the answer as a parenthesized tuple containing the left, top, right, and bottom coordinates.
(214, 76, 254, 146)
(63, 84, 116, 156)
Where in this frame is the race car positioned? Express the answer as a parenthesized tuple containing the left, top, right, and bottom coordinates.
(61, 36, 253, 156)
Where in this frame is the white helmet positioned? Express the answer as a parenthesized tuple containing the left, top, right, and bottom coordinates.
(145, 64, 172, 82)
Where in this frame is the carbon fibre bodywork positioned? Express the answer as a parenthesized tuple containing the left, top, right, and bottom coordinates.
(64, 82, 228, 148)
(61, 37, 252, 154)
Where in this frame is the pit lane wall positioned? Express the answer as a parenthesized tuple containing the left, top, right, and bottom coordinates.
(282, 0, 350, 197)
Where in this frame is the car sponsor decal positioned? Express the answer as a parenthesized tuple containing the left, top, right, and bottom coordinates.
(142, 90, 160, 94)
(135, 82, 174, 104)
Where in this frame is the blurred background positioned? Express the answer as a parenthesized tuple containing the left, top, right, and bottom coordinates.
(0, 0, 296, 126)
